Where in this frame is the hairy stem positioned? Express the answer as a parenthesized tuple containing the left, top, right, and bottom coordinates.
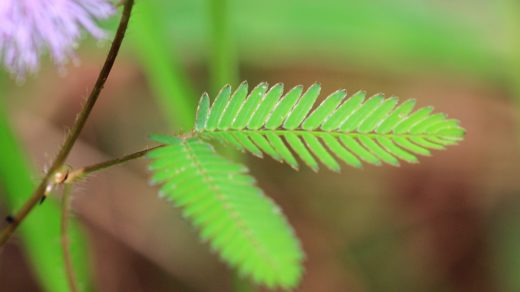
(66, 144, 165, 184)
(61, 185, 78, 292)
(0, 0, 135, 247)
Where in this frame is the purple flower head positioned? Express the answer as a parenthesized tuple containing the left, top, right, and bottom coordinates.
(0, 0, 115, 80)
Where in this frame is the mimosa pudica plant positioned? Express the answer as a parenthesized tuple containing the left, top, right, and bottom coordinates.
(0, 1, 464, 290)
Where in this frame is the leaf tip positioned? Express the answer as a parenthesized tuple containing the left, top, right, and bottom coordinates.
(149, 134, 181, 145)
(195, 92, 211, 131)
(235, 81, 249, 93)
(251, 151, 264, 158)
(352, 162, 363, 169)
(309, 82, 322, 92)
(403, 98, 416, 106)
(389, 161, 401, 167)
(257, 81, 269, 90)
(219, 84, 233, 96)
(325, 162, 341, 173)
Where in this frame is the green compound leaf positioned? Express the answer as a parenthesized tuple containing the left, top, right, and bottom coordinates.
(195, 82, 465, 171)
(147, 136, 304, 288)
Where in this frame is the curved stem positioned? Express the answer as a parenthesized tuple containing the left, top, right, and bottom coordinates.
(61, 185, 78, 292)
(55, 0, 134, 167)
(0, 0, 135, 247)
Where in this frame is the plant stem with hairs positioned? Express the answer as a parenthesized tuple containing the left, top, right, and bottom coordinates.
(65, 144, 165, 184)
(0, 0, 135, 248)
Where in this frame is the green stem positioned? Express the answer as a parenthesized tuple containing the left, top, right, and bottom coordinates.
(0, 0, 135, 247)
(199, 129, 461, 140)
(60, 185, 78, 292)
(64, 124, 460, 184)
(131, 0, 196, 129)
(209, 0, 238, 93)
(501, 0, 520, 100)
(207, 0, 242, 161)
(503, 0, 520, 150)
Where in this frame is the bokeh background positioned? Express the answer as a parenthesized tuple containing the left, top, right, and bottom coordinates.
(1, 0, 520, 291)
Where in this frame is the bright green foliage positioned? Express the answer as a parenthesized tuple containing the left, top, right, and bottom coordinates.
(195, 83, 465, 171)
(147, 136, 303, 288)
(149, 81, 465, 289)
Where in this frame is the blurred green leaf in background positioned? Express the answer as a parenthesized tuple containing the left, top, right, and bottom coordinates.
(144, 0, 507, 80)
(0, 78, 91, 291)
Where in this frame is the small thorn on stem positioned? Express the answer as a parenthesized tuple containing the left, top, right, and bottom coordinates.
(40, 183, 53, 205)
(5, 215, 15, 224)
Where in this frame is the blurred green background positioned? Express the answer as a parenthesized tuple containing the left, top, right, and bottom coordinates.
(1, 0, 520, 291)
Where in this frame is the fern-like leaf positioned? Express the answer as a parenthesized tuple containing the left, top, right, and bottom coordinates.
(195, 82, 465, 171)
(147, 136, 304, 288)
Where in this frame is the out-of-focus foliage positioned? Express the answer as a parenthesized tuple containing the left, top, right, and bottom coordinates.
(0, 96, 91, 292)
(207, 0, 238, 93)
(490, 198, 520, 292)
(140, 0, 508, 78)
(130, 0, 196, 129)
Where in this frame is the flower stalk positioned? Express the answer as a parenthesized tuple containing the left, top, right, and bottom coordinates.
(0, 0, 135, 247)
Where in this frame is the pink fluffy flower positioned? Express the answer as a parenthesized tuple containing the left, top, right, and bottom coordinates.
(0, 0, 115, 79)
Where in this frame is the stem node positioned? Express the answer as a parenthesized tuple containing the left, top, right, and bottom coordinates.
(0, 0, 135, 247)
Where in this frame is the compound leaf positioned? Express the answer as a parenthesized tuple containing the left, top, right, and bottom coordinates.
(195, 82, 465, 171)
(147, 137, 303, 288)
